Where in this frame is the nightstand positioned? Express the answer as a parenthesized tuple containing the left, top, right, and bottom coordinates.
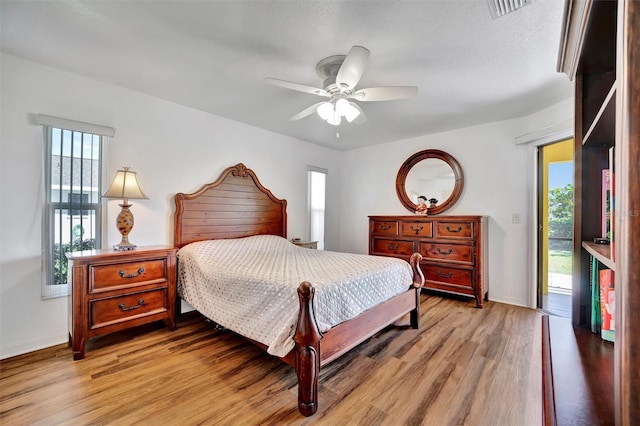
(66, 246, 177, 360)
(292, 240, 318, 249)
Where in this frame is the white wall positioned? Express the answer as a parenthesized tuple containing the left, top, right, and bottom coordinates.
(0, 54, 341, 359)
(339, 99, 573, 308)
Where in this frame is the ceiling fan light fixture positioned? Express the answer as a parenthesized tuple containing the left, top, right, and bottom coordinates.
(317, 102, 334, 121)
(326, 111, 341, 126)
(344, 102, 361, 123)
(335, 98, 350, 115)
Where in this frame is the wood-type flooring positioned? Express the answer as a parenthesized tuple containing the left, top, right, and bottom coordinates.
(1, 294, 542, 425)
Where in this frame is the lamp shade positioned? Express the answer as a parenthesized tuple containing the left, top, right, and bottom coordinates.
(102, 167, 148, 200)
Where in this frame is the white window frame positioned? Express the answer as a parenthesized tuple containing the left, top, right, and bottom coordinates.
(308, 166, 327, 250)
(39, 115, 114, 299)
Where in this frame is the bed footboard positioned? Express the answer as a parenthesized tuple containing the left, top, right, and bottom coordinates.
(294, 282, 322, 417)
(409, 252, 424, 328)
(293, 253, 424, 416)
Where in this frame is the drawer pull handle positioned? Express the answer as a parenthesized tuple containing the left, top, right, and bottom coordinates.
(436, 271, 453, 278)
(387, 243, 399, 250)
(410, 225, 424, 234)
(119, 268, 145, 279)
(446, 226, 463, 233)
(119, 298, 145, 311)
(436, 248, 453, 255)
(379, 224, 392, 231)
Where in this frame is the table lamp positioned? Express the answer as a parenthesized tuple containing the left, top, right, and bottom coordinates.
(102, 166, 148, 250)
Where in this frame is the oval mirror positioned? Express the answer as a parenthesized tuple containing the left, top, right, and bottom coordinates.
(395, 149, 464, 215)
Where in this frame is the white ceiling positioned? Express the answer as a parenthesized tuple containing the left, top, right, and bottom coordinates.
(0, 0, 573, 151)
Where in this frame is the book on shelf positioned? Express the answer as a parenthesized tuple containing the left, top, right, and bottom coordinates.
(590, 257, 604, 334)
(602, 169, 611, 239)
(600, 268, 615, 343)
(609, 146, 615, 261)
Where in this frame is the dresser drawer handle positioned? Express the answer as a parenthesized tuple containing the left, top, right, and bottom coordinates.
(446, 226, 463, 233)
(387, 243, 399, 250)
(410, 225, 424, 234)
(379, 224, 392, 231)
(436, 248, 453, 255)
(119, 268, 145, 279)
(436, 271, 453, 278)
(119, 298, 145, 311)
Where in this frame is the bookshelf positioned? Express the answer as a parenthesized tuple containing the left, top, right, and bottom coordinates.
(582, 241, 614, 271)
(547, 1, 640, 424)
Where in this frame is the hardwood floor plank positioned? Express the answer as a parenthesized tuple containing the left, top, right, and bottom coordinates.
(0, 294, 542, 425)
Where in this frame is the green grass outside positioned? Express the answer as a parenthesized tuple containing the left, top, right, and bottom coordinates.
(549, 250, 572, 275)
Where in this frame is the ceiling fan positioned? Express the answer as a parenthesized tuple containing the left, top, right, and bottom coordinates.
(265, 46, 418, 126)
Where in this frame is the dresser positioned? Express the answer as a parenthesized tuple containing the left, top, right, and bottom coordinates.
(66, 246, 177, 360)
(369, 215, 488, 307)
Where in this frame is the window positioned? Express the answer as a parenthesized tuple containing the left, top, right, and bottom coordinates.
(308, 167, 327, 250)
(39, 115, 114, 298)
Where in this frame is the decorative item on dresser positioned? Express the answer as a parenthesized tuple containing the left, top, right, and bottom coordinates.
(66, 246, 177, 360)
(369, 215, 488, 307)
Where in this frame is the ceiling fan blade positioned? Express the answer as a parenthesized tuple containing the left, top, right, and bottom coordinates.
(290, 102, 326, 121)
(265, 78, 329, 97)
(350, 86, 418, 102)
(336, 46, 370, 90)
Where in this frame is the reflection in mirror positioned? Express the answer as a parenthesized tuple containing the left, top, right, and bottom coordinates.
(404, 158, 456, 207)
(396, 149, 464, 215)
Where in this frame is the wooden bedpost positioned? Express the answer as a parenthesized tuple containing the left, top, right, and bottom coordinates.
(409, 253, 424, 329)
(294, 281, 322, 417)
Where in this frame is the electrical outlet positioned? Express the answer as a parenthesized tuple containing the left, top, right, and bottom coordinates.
(512, 213, 521, 224)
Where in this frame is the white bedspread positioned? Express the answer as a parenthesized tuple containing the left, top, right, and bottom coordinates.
(177, 235, 413, 357)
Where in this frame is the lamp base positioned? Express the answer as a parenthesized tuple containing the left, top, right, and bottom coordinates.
(113, 241, 137, 251)
(113, 203, 137, 251)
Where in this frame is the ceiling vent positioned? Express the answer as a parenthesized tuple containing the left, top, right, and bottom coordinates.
(487, 0, 534, 19)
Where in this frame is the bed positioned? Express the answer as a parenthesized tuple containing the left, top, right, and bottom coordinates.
(174, 163, 424, 416)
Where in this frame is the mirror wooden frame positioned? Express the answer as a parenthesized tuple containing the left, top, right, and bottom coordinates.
(395, 149, 464, 215)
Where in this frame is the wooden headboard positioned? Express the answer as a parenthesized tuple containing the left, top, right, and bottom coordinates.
(174, 163, 287, 248)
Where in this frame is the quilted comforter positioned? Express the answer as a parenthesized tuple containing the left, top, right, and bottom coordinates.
(177, 235, 413, 357)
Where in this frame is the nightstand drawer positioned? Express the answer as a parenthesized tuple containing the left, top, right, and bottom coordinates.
(90, 258, 167, 292)
(90, 288, 168, 329)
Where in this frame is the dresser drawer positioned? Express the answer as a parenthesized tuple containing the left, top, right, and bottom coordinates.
(371, 220, 399, 236)
(90, 288, 168, 329)
(401, 221, 433, 238)
(90, 258, 167, 292)
(436, 221, 473, 239)
(422, 264, 473, 292)
(371, 238, 415, 256)
(419, 243, 473, 264)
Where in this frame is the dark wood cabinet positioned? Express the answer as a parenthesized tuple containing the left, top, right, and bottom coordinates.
(546, 1, 640, 424)
(66, 246, 177, 360)
(369, 215, 488, 307)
